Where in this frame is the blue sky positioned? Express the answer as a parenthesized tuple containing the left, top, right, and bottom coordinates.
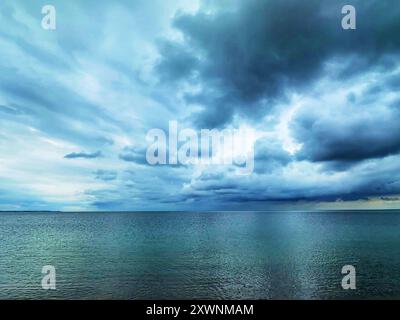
(1, 0, 400, 211)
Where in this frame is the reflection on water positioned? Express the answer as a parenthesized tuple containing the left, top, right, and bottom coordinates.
(1, 211, 400, 299)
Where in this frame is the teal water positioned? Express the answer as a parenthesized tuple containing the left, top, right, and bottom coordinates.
(1, 211, 400, 299)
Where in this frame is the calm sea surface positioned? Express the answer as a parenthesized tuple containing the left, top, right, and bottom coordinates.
(1, 211, 400, 299)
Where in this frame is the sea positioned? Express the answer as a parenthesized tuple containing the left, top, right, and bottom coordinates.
(1, 210, 400, 299)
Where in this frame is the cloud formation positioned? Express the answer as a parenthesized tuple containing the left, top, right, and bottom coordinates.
(157, 0, 400, 127)
(64, 151, 103, 159)
(1, 0, 400, 211)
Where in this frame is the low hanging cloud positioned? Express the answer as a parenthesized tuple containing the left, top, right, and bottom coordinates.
(64, 151, 103, 159)
(119, 146, 148, 165)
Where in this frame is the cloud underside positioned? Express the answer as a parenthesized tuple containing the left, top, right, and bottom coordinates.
(1, 0, 400, 210)
(64, 151, 102, 159)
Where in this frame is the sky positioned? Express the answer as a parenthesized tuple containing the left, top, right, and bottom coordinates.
(1, 0, 400, 211)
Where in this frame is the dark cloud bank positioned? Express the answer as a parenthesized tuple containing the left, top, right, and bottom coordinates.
(153, 0, 400, 205)
(158, 0, 400, 126)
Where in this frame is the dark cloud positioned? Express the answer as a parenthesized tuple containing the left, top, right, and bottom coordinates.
(64, 151, 102, 159)
(94, 169, 118, 181)
(156, 41, 199, 82)
(380, 196, 400, 201)
(119, 146, 189, 168)
(253, 138, 292, 173)
(119, 146, 147, 164)
(292, 102, 400, 163)
(157, 0, 400, 127)
(183, 155, 400, 204)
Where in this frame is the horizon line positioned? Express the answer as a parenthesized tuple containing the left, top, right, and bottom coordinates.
(1, 208, 400, 213)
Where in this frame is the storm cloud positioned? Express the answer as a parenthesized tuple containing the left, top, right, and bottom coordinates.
(157, 0, 400, 127)
(1, 0, 400, 211)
